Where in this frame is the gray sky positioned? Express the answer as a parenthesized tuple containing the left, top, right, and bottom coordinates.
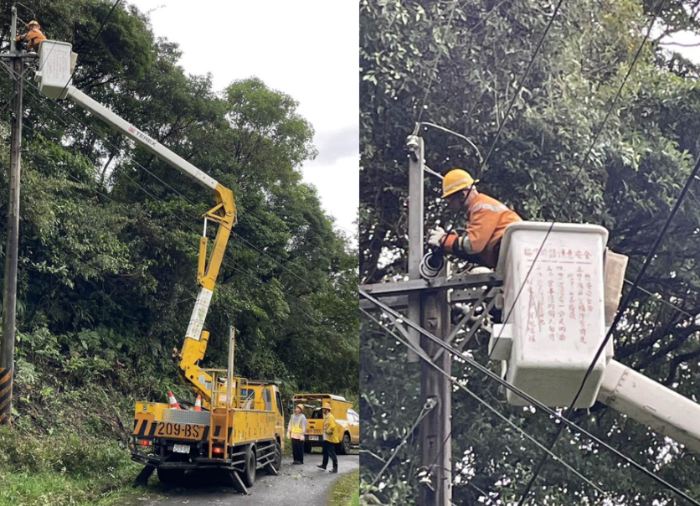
(127, 0, 358, 237)
(660, 30, 700, 63)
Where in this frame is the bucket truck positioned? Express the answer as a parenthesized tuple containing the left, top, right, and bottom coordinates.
(35, 40, 284, 492)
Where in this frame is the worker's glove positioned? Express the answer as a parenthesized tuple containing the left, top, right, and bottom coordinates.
(427, 227, 448, 249)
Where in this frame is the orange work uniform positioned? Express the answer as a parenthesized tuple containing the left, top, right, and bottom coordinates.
(443, 193, 521, 268)
(16, 28, 46, 52)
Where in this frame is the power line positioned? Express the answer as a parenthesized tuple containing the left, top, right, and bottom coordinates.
(420, 122, 482, 163)
(359, 289, 700, 506)
(363, 396, 436, 494)
(623, 278, 695, 319)
(476, 0, 566, 178)
(360, 308, 608, 498)
(429, 283, 697, 491)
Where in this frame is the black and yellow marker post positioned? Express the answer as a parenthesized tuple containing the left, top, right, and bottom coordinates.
(0, 368, 11, 425)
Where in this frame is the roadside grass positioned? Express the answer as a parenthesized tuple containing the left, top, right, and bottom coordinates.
(0, 426, 140, 506)
(328, 470, 360, 506)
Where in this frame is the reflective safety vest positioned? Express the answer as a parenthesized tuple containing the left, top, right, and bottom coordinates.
(291, 415, 304, 435)
(444, 193, 521, 268)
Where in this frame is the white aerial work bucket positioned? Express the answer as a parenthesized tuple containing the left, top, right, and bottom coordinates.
(35, 40, 74, 99)
(489, 222, 609, 408)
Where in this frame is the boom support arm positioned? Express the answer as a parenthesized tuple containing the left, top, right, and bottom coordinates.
(63, 86, 236, 405)
(597, 360, 700, 453)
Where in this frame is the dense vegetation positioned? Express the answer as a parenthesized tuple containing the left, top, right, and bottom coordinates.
(0, 1, 358, 504)
(361, 0, 700, 504)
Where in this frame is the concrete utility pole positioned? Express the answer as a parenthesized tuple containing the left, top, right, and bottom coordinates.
(406, 134, 451, 506)
(0, 4, 34, 425)
(420, 289, 451, 506)
(360, 137, 499, 506)
(406, 134, 424, 363)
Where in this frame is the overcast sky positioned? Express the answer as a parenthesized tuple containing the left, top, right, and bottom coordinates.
(660, 30, 700, 64)
(127, 0, 359, 237)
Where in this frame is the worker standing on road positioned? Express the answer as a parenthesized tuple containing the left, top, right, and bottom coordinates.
(15, 20, 46, 53)
(287, 404, 307, 465)
(428, 168, 521, 269)
(317, 402, 339, 473)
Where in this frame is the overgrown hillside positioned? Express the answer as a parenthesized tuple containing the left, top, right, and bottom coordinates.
(0, 1, 358, 504)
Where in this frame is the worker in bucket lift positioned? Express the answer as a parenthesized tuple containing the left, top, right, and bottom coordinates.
(15, 20, 46, 53)
(428, 168, 521, 269)
(316, 402, 339, 473)
(287, 404, 307, 465)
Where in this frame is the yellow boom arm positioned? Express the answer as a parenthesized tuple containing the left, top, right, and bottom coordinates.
(52, 82, 236, 407)
(174, 185, 236, 406)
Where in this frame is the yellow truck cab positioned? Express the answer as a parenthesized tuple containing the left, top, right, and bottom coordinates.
(292, 394, 359, 455)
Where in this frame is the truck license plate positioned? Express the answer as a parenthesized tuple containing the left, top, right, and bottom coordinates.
(155, 422, 205, 440)
(308, 436, 319, 441)
(173, 444, 190, 454)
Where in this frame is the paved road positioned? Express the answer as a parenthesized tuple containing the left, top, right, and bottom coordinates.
(128, 453, 359, 506)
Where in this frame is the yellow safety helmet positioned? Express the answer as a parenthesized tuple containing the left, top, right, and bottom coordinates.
(27, 20, 41, 29)
(322, 402, 332, 410)
(441, 168, 478, 199)
(296, 404, 304, 411)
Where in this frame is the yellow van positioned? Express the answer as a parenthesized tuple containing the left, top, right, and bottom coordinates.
(292, 394, 359, 455)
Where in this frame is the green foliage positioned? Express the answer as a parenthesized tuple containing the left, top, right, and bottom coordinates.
(361, 0, 700, 504)
(0, 426, 138, 506)
(0, 0, 358, 501)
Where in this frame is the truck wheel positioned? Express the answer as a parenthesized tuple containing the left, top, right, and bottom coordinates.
(240, 445, 256, 487)
(337, 433, 351, 455)
(264, 441, 282, 475)
(157, 468, 185, 485)
(304, 443, 312, 453)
